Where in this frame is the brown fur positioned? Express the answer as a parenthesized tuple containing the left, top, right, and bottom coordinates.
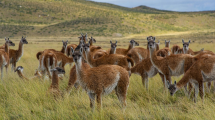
(72, 48, 129, 109)
(47, 67, 65, 97)
(36, 40, 68, 60)
(168, 54, 215, 102)
(54, 52, 74, 70)
(127, 38, 159, 64)
(66, 60, 91, 93)
(0, 38, 15, 80)
(15, 66, 29, 81)
(38, 50, 58, 79)
(9, 37, 28, 71)
(108, 40, 139, 55)
(148, 39, 211, 89)
(83, 43, 134, 73)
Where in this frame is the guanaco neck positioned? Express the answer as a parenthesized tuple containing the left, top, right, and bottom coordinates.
(85, 49, 96, 67)
(89, 41, 93, 46)
(50, 71, 59, 89)
(149, 48, 160, 68)
(75, 57, 87, 83)
(17, 41, 24, 57)
(127, 43, 133, 52)
(60, 46, 67, 53)
(17, 70, 29, 80)
(175, 72, 191, 90)
(109, 47, 116, 54)
(4, 42, 9, 54)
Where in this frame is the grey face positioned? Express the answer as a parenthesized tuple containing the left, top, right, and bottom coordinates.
(51, 67, 65, 74)
(130, 39, 139, 46)
(147, 39, 156, 49)
(21, 36, 28, 44)
(83, 43, 90, 52)
(167, 81, 177, 96)
(15, 66, 24, 72)
(147, 36, 155, 41)
(62, 40, 68, 48)
(72, 47, 83, 62)
(89, 36, 96, 43)
(110, 41, 117, 49)
(5, 38, 15, 46)
(182, 39, 190, 51)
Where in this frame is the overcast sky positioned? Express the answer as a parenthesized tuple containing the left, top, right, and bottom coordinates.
(90, 0, 215, 12)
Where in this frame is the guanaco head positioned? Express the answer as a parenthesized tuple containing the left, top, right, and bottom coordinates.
(75, 38, 84, 51)
(165, 40, 170, 48)
(147, 36, 155, 41)
(182, 39, 190, 53)
(78, 33, 87, 43)
(89, 36, 96, 44)
(167, 81, 177, 96)
(21, 36, 28, 44)
(62, 40, 68, 48)
(71, 47, 83, 63)
(15, 66, 24, 72)
(5, 37, 15, 46)
(147, 38, 156, 50)
(50, 67, 65, 74)
(110, 40, 117, 49)
(83, 42, 90, 52)
(130, 39, 139, 47)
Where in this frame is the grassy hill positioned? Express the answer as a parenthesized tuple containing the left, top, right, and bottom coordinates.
(0, 0, 215, 37)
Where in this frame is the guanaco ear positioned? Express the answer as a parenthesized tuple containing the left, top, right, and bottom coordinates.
(115, 40, 117, 45)
(201, 48, 204, 51)
(169, 40, 170, 43)
(66, 40, 68, 43)
(167, 81, 170, 88)
(62, 40, 64, 42)
(188, 39, 191, 44)
(182, 39, 184, 44)
(153, 36, 156, 41)
(71, 47, 74, 54)
(80, 47, 83, 54)
(174, 81, 176, 85)
(5, 37, 7, 41)
(110, 40, 112, 44)
(165, 40, 166, 43)
(157, 40, 160, 45)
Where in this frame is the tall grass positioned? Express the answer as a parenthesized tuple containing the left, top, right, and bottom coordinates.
(1, 36, 215, 119)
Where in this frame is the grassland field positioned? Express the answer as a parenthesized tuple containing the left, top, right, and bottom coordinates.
(0, 32, 214, 119)
(1, 0, 215, 119)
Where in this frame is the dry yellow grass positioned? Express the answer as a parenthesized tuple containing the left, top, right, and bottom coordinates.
(0, 34, 215, 119)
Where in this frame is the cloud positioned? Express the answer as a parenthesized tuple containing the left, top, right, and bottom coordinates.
(90, 0, 215, 11)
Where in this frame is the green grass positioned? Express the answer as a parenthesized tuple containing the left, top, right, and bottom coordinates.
(0, 34, 215, 119)
(0, 0, 215, 37)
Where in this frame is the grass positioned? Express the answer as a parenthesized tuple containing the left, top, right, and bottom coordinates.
(0, 33, 215, 119)
(0, 0, 215, 37)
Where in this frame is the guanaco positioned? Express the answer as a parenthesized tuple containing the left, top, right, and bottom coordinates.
(127, 36, 159, 64)
(15, 66, 29, 80)
(9, 36, 28, 71)
(167, 54, 215, 102)
(38, 50, 57, 80)
(0, 38, 15, 80)
(83, 43, 134, 73)
(66, 33, 88, 56)
(36, 40, 68, 60)
(109, 40, 139, 55)
(109, 40, 117, 54)
(48, 67, 65, 97)
(148, 38, 213, 92)
(71, 47, 129, 110)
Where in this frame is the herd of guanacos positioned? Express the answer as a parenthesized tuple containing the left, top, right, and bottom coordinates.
(1, 33, 215, 110)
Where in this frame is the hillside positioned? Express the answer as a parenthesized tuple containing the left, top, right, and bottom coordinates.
(0, 0, 215, 37)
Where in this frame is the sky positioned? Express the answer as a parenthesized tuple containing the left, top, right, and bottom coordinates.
(90, 0, 215, 12)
